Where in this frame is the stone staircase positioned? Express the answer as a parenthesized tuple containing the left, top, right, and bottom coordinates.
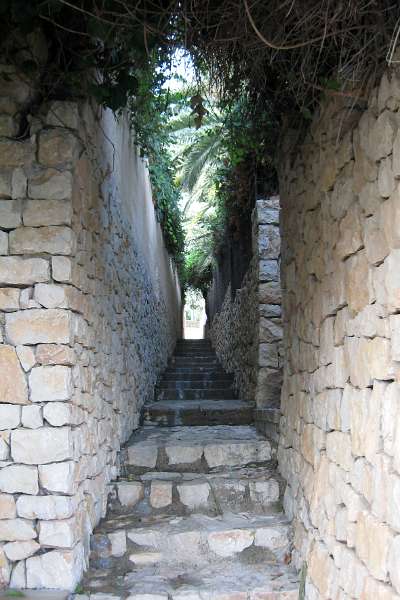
(73, 340, 298, 599)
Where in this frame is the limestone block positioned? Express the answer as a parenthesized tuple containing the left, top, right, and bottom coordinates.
(361, 576, 399, 600)
(0, 464, 38, 495)
(0, 256, 49, 285)
(46, 101, 80, 129)
(0, 230, 8, 254)
(0, 345, 29, 405)
(390, 314, 400, 362)
(9, 226, 75, 255)
(355, 511, 393, 580)
(108, 530, 126, 557)
(0, 494, 16, 519)
(23, 200, 72, 227)
(11, 167, 27, 199)
(378, 157, 395, 198)
(358, 181, 381, 216)
(0, 288, 19, 311)
(258, 225, 280, 259)
(43, 402, 71, 426)
(21, 405, 43, 429)
(26, 546, 83, 590)
(38, 129, 78, 169)
(301, 424, 326, 467)
(254, 526, 289, 550)
(259, 282, 281, 304)
(369, 110, 397, 162)
(249, 479, 280, 504)
(204, 441, 271, 468)
(9, 560, 26, 588)
(0, 546, 10, 587)
(351, 458, 374, 505)
(326, 431, 352, 471)
(0, 404, 20, 429)
(128, 444, 158, 468)
(208, 529, 253, 557)
(382, 189, 400, 248)
(52, 256, 73, 283)
(0, 139, 32, 168)
(11, 427, 73, 464)
(259, 259, 279, 282)
(319, 317, 334, 366)
(385, 250, 400, 311)
(150, 481, 172, 508)
(259, 318, 282, 342)
(330, 167, 356, 220)
(177, 482, 210, 509)
(39, 516, 78, 548)
(28, 169, 73, 200)
(36, 344, 76, 366)
(350, 384, 382, 460)
(389, 535, 400, 594)
(0, 519, 36, 541)
(3, 540, 40, 561)
(29, 365, 72, 402)
(6, 308, 72, 345)
(39, 461, 77, 494)
(334, 307, 351, 345)
(116, 482, 144, 507)
(16, 345, 36, 372)
(364, 213, 389, 265)
(16, 495, 74, 520)
(0, 199, 21, 229)
(0, 114, 17, 136)
(34, 283, 67, 308)
(345, 251, 371, 313)
(336, 203, 363, 260)
(259, 343, 279, 368)
(0, 172, 11, 198)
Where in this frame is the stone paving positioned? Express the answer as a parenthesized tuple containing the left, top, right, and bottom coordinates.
(68, 340, 298, 599)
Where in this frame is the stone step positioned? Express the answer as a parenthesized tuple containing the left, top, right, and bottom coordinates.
(171, 356, 220, 365)
(156, 388, 237, 401)
(75, 557, 298, 599)
(123, 425, 274, 474)
(163, 367, 231, 376)
(162, 372, 233, 382)
(90, 511, 292, 570)
(75, 556, 298, 599)
(110, 466, 282, 516)
(143, 400, 254, 427)
(159, 378, 233, 388)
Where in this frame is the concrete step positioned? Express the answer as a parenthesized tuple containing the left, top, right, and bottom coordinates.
(143, 400, 254, 426)
(90, 511, 292, 570)
(110, 466, 282, 517)
(123, 425, 274, 474)
(156, 388, 237, 401)
(76, 555, 298, 599)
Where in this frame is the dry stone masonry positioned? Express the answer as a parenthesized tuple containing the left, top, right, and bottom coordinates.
(278, 67, 400, 599)
(0, 69, 181, 589)
(208, 198, 283, 438)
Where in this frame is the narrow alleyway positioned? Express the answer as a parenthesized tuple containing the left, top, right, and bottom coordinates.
(76, 340, 298, 598)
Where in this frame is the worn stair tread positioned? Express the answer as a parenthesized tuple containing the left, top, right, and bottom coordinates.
(79, 559, 298, 598)
(145, 400, 252, 410)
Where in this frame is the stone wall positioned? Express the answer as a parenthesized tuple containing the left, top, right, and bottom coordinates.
(278, 69, 400, 599)
(0, 71, 181, 590)
(208, 198, 283, 407)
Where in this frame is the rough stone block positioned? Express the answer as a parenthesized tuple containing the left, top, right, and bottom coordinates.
(165, 445, 203, 465)
(21, 405, 43, 429)
(26, 546, 83, 590)
(0, 199, 21, 229)
(326, 431, 352, 471)
(36, 344, 76, 366)
(208, 529, 253, 557)
(0, 464, 38, 495)
(23, 199, 73, 227)
(9, 225, 75, 255)
(0, 404, 20, 429)
(3, 540, 40, 561)
(0, 256, 49, 285)
(259, 282, 281, 304)
(0, 230, 8, 254)
(39, 461, 76, 494)
(0, 345, 29, 405)
(177, 482, 210, 509)
(116, 482, 144, 507)
(51, 256, 73, 283)
(6, 308, 72, 345)
(46, 101, 80, 129)
(17, 495, 75, 520)
(127, 444, 158, 468)
(0, 139, 32, 168)
(28, 169, 73, 200)
(11, 427, 73, 464)
(259, 343, 279, 368)
(12, 167, 27, 199)
(39, 516, 78, 548)
(0, 288, 20, 311)
(150, 481, 172, 508)
(355, 511, 393, 581)
(0, 519, 36, 541)
(345, 251, 371, 313)
(0, 493, 16, 519)
(29, 365, 72, 402)
(43, 402, 71, 426)
(258, 225, 280, 259)
(38, 129, 78, 169)
(108, 530, 126, 557)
